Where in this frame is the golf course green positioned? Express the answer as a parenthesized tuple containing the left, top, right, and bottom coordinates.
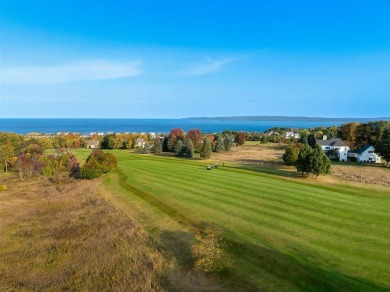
(83, 150, 390, 291)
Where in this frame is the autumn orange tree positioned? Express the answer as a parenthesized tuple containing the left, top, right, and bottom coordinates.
(187, 128, 203, 152)
(235, 132, 246, 146)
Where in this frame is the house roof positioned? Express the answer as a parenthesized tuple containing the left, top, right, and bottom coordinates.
(86, 140, 99, 146)
(316, 138, 348, 147)
(357, 144, 373, 155)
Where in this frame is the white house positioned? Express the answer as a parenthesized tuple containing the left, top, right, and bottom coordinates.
(285, 132, 300, 139)
(135, 138, 147, 148)
(86, 140, 99, 149)
(316, 136, 350, 161)
(349, 144, 381, 163)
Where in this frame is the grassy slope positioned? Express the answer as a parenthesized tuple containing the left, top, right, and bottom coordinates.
(94, 150, 390, 291)
(0, 175, 171, 291)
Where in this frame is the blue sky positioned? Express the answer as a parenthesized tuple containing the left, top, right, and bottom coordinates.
(0, 0, 389, 118)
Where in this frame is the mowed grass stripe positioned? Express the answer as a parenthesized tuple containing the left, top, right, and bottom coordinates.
(118, 154, 389, 214)
(124, 167, 390, 269)
(120, 153, 387, 200)
(119, 158, 390, 224)
(115, 170, 365, 291)
(102, 151, 390, 290)
(126, 168, 390, 251)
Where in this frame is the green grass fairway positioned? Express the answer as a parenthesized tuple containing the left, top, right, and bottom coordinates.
(91, 150, 389, 291)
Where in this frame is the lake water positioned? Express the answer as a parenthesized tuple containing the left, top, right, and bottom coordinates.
(0, 119, 343, 134)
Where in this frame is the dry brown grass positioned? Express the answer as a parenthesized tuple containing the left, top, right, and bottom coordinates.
(0, 175, 171, 291)
(213, 143, 286, 166)
(211, 143, 389, 186)
(331, 164, 390, 185)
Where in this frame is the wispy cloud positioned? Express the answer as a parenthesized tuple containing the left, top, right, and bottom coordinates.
(0, 59, 142, 85)
(179, 58, 235, 77)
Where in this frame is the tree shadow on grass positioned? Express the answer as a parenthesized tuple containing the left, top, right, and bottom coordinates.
(159, 229, 390, 291)
(226, 236, 390, 291)
(160, 230, 195, 268)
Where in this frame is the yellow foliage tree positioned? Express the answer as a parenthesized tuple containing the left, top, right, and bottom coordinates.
(191, 227, 232, 273)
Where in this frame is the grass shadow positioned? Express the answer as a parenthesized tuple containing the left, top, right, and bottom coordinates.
(160, 230, 195, 268)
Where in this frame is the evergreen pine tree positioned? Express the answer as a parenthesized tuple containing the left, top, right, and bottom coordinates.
(200, 138, 212, 159)
(295, 143, 313, 176)
(174, 140, 184, 157)
(283, 143, 300, 166)
(308, 133, 317, 148)
(309, 144, 331, 178)
(143, 142, 151, 154)
(214, 136, 224, 153)
(223, 135, 233, 151)
(184, 138, 194, 158)
(154, 138, 163, 154)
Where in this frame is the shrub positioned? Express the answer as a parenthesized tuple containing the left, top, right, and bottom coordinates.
(0, 185, 7, 191)
(191, 227, 232, 273)
(80, 158, 103, 179)
(80, 150, 117, 179)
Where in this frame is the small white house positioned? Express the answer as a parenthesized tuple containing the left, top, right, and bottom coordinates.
(350, 144, 381, 163)
(316, 136, 350, 161)
(86, 140, 99, 149)
(135, 138, 147, 148)
(285, 132, 300, 139)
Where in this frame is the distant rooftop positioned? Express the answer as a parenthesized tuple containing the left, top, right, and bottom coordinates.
(316, 138, 348, 147)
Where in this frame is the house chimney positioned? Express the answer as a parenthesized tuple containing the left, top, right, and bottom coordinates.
(323, 135, 327, 140)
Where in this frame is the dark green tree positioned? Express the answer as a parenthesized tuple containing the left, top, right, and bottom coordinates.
(143, 142, 151, 154)
(154, 138, 163, 154)
(295, 143, 313, 176)
(376, 129, 390, 166)
(308, 134, 316, 148)
(309, 144, 331, 178)
(200, 138, 212, 159)
(223, 135, 234, 151)
(282, 143, 300, 166)
(214, 136, 224, 153)
(174, 140, 184, 157)
(162, 136, 169, 152)
(184, 138, 194, 158)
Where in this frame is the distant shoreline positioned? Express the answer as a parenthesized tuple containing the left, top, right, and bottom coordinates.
(185, 116, 390, 122)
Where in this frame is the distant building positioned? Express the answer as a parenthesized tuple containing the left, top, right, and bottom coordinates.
(316, 136, 350, 161)
(135, 138, 147, 148)
(285, 132, 300, 139)
(349, 144, 381, 163)
(86, 140, 100, 149)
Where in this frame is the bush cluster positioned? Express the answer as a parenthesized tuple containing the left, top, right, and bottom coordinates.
(80, 150, 117, 179)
